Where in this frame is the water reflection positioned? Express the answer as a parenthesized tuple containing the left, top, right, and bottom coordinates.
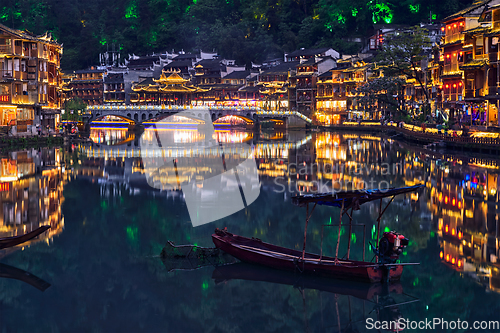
(0, 148, 64, 258)
(1, 127, 500, 331)
(83, 127, 500, 295)
(90, 128, 135, 145)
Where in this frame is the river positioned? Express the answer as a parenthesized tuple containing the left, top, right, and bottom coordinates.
(0, 127, 499, 332)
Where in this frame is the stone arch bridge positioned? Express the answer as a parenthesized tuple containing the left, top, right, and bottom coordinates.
(86, 105, 311, 127)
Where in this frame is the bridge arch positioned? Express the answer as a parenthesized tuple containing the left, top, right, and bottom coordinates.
(212, 114, 254, 124)
(92, 114, 135, 123)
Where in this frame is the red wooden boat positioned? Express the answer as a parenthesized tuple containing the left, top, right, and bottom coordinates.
(212, 185, 423, 283)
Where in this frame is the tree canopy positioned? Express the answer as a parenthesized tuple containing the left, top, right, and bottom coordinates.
(0, 0, 474, 69)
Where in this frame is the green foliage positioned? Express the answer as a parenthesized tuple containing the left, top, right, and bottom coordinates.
(356, 76, 406, 115)
(375, 26, 432, 110)
(63, 98, 87, 121)
(0, 0, 475, 69)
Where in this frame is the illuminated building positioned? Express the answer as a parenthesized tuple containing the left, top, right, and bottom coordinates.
(440, 3, 473, 120)
(284, 48, 340, 62)
(315, 69, 347, 125)
(341, 56, 373, 119)
(67, 67, 105, 106)
(130, 73, 205, 106)
(258, 62, 299, 111)
(104, 73, 125, 104)
(0, 23, 62, 133)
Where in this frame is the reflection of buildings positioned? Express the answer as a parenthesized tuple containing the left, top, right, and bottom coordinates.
(0, 148, 64, 257)
(81, 129, 311, 194)
(80, 127, 500, 292)
(430, 158, 500, 293)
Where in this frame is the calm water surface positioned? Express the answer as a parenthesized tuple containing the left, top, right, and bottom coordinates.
(0, 128, 499, 332)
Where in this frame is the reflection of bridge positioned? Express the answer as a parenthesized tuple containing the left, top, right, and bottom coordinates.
(80, 135, 312, 159)
(86, 105, 312, 127)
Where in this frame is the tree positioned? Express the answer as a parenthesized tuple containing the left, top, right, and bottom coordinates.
(375, 26, 432, 116)
(356, 76, 407, 118)
(63, 97, 87, 121)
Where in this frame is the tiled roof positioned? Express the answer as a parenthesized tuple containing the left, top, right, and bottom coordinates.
(0, 22, 61, 46)
(443, 0, 490, 22)
(260, 61, 300, 76)
(459, 59, 488, 69)
(463, 26, 492, 34)
(287, 48, 331, 58)
(223, 70, 250, 79)
(173, 53, 198, 60)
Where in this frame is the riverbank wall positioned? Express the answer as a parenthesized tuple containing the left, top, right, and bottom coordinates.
(323, 123, 500, 156)
(0, 135, 64, 151)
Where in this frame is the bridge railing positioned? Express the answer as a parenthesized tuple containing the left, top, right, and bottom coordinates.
(87, 105, 265, 112)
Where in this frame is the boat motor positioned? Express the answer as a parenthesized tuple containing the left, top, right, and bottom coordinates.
(378, 231, 409, 264)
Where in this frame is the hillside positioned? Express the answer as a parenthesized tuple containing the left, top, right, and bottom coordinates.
(0, 0, 474, 69)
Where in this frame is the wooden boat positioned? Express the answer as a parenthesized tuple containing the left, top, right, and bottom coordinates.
(0, 226, 51, 250)
(212, 185, 423, 283)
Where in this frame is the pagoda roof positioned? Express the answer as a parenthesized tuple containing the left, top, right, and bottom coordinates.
(154, 72, 188, 85)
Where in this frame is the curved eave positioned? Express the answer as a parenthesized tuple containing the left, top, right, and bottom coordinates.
(159, 87, 196, 93)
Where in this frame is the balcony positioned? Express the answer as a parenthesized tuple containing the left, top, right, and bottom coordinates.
(0, 70, 28, 81)
(444, 33, 463, 45)
(0, 45, 11, 54)
(12, 93, 38, 105)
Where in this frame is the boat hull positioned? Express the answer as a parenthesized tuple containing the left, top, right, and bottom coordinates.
(212, 229, 403, 283)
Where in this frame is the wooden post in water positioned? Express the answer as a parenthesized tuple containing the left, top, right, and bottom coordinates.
(363, 224, 366, 261)
(301, 203, 316, 261)
(347, 207, 353, 259)
(334, 199, 345, 262)
(376, 198, 382, 263)
(302, 203, 309, 261)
